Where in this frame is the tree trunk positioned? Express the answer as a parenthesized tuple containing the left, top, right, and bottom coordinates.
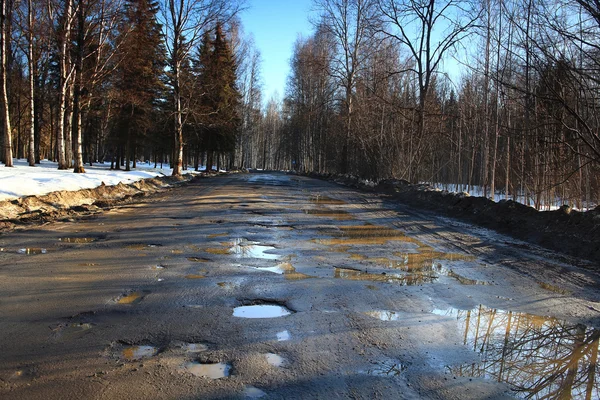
(0, 0, 13, 167)
(57, 0, 73, 170)
(72, 0, 85, 173)
(27, 0, 35, 166)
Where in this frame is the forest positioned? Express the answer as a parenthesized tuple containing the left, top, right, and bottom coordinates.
(0, 0, 599, 210)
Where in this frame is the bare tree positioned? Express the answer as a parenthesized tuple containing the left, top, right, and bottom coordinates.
(378, 0, 481, 181)
(0, 0, 12, 166)
(161, 0, 242, 176)
(314, 0, 380, 173)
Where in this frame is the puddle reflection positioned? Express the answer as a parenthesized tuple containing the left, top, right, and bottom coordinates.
(438, 305, 600, 399)
(233, 304, 292, 318)
(334, 267, 437, 285)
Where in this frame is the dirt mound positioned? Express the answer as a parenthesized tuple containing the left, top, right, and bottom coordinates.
(0, 174, 198, 230)
(308, 172, 600, 265)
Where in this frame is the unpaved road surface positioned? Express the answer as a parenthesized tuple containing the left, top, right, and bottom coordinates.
(1, 172, 599, 400)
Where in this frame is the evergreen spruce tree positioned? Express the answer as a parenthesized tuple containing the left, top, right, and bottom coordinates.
(202, 22, 241, 171)
(113, 0, 164, 171)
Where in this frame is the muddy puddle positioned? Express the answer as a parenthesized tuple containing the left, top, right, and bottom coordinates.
(183, 362, 231, 379)
(310, 195, 346, 205)
(233, 304, 292, 318)
(17, 248, 47, 255)
(277, 330, 290, 341)
(185, 274, 206, 279)
(120, 345, 158, 361)
(117, 291, 148, 305)
(436, 305, 600, 399)
(126, 244, 161, 250)
(188, 257, 210, 263)
(538, 282, 571, 295)
(59, 237, 96, 244)
(256, 262, 314, 280)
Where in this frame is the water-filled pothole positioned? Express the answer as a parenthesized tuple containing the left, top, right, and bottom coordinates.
(538, 281, 570, 295)
(59, 237, 96, 243)
(265, 353, 288, 367)
(364, 311, 401, 321)
(183, 362, 231, 379)
(244, 386, 267, 398)
(277, 330, 290, 341)
(120, 345, 158, 361)
(188, 257, 210, 263)
(361, 359, 407, 376)
(230, 239, 279, 260)
(256, 262, 315, 280)
(185, 274, 206, 280)
(233, 304, 292, 318)
(334, 267, 436, 285)
(436, 305, 600, 399)
(18, 248, 47, 255)
(117, 291, 149, 305)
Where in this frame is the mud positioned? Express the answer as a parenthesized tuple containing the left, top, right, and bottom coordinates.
(308, 172, 600, 265)
(0, 172, 599, 399)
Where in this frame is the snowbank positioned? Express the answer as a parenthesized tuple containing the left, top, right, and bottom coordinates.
(0, 159, 199, 201)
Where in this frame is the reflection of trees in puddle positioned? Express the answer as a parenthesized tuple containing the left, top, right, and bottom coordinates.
(334, 267, 437, 285)
(444, 306, 600, 399)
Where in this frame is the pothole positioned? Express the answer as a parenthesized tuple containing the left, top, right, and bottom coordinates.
(538, 281, 570, 295)
(361, 359, 407, 377)
(116, 291, 149, 305)
(185, 274, 206, 279)
(59, 237, 96, 243)
(277, 330, 290, 341)
(233, 304, 292, 318)
(188, 257, 210, 263)
(265, 353, 288, 368)
(256, 262, 315, 280)
(230, 238, 280, 260)
(18, 248, 47, 255)
(364, 311, 401, 321)
(126, 244, 161, 250)
(436, 305, 600, 398)
(50, 322, 93, 339)
(182, 362, 231, 379)
(120, 345, 158, 361)
(244, 386, 267, 398)
(334, 267, 436, 285)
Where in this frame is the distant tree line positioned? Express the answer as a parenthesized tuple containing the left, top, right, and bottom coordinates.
(1, 0, 598, 210)
(254, 0, 599, 210)
(0, 0, 248, 175)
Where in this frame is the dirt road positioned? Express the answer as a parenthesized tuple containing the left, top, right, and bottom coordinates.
(1, 172, 599, 399)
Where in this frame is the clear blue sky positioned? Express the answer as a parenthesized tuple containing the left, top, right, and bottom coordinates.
(241, 0, 315, 103)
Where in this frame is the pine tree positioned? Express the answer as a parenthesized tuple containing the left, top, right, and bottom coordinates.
(202, 22, 241, 171)
(113, 0, 164, 171)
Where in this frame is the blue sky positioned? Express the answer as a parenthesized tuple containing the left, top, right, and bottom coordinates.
(241, 0, 315, 102)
